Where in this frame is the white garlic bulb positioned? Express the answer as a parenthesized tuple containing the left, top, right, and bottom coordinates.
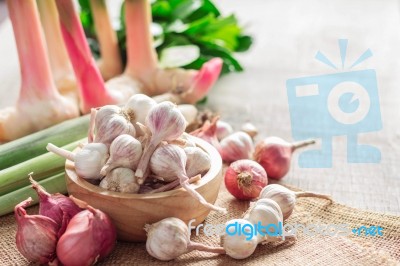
(219, 131, 254, 163)
(135, 102, 186, 183)
(124, 94, 157, 124)
(101, 134, 142, 175)
(149, 144, 185, 182)
(99, 168, 139, 193)
(47, 142, 108, 180)
(244, 198, 283, 238)
(241, 122, 258, 138)
(177, 104, 198, 125)
(259, 184, 332, 220)
(94, 113, 136, 147)
(221, 219, 258, 259)
(145, 217, 224, 261)
(184, 147, 211, 177)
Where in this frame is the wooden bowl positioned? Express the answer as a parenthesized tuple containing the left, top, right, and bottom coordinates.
(65, 137, 223, 242)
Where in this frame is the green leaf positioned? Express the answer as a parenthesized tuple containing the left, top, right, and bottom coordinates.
(171, 0, 203, 20)
(159, 45, 200, 68)
(236, 35, 253, 52)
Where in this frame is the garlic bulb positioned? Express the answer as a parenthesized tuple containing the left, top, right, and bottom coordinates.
(47, 142, 108, 180)
(259, 184, 332, 220)
(100, 168, 139, 193)
(177, 104, 198, 125)
(135, 102, 186, 183)
(216, 120, 233, 140)
(244, 199, 283, 238)
(149, 144, 226, 213)
(221, 219, 258, 259)
(184, 147, 211, 177)
(145, 217, 224, 261)
(241, 122, 258, 138)
(149, 144, 182, 182)
(219, 131, 254, 163)
(95, 112, 136, 147)
(179, 132, 197, 148)
(124, 93, 156, 124)
(101, 134, 142, 175)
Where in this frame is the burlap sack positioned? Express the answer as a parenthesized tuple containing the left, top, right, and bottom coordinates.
(1, 183, 399, 266)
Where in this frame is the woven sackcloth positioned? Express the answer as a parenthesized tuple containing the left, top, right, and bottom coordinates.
(1, 182, 399, 266)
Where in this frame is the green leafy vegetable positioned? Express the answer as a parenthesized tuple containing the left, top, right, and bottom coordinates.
(79, 0, 252, 75)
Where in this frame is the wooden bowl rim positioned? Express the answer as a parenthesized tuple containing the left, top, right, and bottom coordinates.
(65, 136, 222, 199)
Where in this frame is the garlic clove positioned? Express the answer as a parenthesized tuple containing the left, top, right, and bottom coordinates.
(184, 146, 211, 177)
(100, 168, 139, 193)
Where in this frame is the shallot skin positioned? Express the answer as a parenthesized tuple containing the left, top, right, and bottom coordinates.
(15, 198, 59, 264)
(254, 138, 292, 179)
(56, 206, 116, 266)
(224, 160, 268, 200)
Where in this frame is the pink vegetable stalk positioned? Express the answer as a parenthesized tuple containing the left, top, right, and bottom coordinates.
(89, 0, 123, 81)
(37, 0, 78, 101)
(110, 0, 223, 103)
(0, 0, 79, 142)
(55, 0, 133, 113)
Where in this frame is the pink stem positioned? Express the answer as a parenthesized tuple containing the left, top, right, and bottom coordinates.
(37, 0, 74, 85)
(124, 0, 158, 90)
(29, 174, 51, 201)
(7, 0, 59, 102)
(89, 0, 123, 80)
(46, 143, 75, 162)
(55, 0, 116, 113)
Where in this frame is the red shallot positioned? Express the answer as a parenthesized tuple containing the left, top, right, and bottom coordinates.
(224, 160, 268, 200)
(56, 196, 116, 266)
(254, 137, 315, 179)
(15, 198, 59, 264)
(30, 175, 81, 237)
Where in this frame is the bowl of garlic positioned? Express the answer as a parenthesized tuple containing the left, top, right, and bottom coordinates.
(52, 95, 224, 242)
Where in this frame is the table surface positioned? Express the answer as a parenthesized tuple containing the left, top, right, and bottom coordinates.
(0, 0, 399, 215)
